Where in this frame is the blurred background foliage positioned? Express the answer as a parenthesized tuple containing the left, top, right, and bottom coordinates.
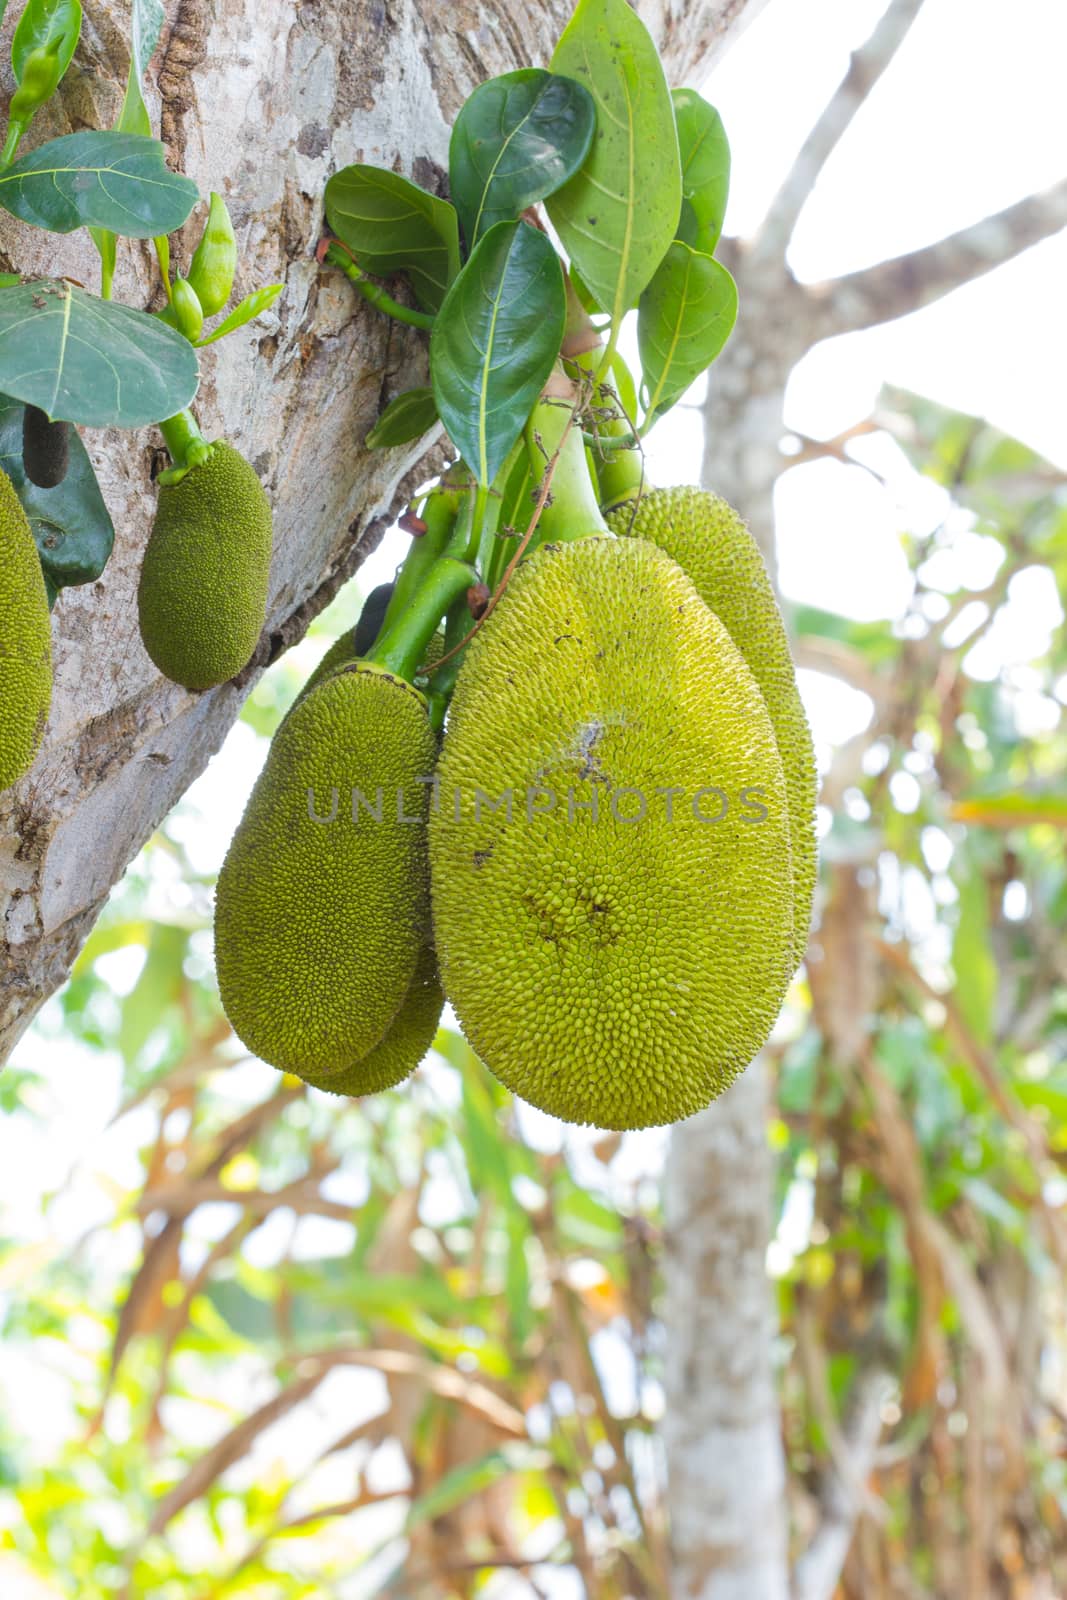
(1, 383, 1065, 1598)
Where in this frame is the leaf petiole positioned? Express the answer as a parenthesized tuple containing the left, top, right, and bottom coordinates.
(322, 241, 434, 331)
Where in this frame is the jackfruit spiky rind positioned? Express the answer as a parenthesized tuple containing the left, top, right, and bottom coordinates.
(0, 467, 52, 791)
(430, 536, 795, 1131)
(608, 487, 818, 965)
(138, 443, 272, 691)
(298, 943, 444, 1097)
(215, 664, 438, 1079)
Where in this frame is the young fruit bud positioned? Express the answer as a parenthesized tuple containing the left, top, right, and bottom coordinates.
(9, 41, 64, 122)
(187, 192, 237, 317)
(0, 467, 52, 791)
(21, 405, 70, 488)
(171, 277, 204, 343)
(138, 443, 272, 690)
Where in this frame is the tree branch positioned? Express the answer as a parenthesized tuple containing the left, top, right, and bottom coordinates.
(793, 1366, 894, 1600)
(755, 0, 926, 261)
(811, 175, 1067, 336)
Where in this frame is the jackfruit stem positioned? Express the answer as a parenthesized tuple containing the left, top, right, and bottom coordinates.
(567, 347, 646, 511)
(525, 394, 609, 546)
(322, 242, 436, 331)
(365, 556, 476, 683)
(381, 480, 462, 639)
(425, 590, 472, 713)
(158, 410, 214, 484)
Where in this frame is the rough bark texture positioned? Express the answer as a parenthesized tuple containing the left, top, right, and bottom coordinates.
(663, 1065, 790, 1600)
(0, 0, 765, 1062)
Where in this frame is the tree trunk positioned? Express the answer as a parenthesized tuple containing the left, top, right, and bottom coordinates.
(0, 0, 765, 1062)
(663, 1064, 790, 1600)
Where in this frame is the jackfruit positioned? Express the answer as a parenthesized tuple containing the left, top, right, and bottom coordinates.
(22, 405, 70, 488)
(215, 663, 438, 1080)
(430, 535, 795, 1130)
(608, 487, 817, 963)
(298, 942, 444, 1097)
(0, 466, 52, 791)
(138, 443, 272, 691)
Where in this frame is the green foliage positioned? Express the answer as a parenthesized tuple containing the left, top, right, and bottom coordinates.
(449, 68, 596, 247)
(672, 87, 730, 254)
(0, 131, 198, 235)
(546, 0, 681, 324)
(365, 386, 439, 449)
(637, 241, 737, 424)
(0, 280, 199, 426)
(0, 393, 114, 596)
(430, 219, 566, 486)
(324, 164, 462, 311)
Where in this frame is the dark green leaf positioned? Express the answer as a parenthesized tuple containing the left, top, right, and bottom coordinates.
(430, 220, 565, 487)
(449, 68, 596, 248)
(0, 131, 198, 236)
(0, 280, 199, 426)
(0, 393, 114, 596)
(11, 0, 81, 86)
(366, 387, 439, 449)
(672, 87, 730, 254)
(546, 0, 681, 325)
(325, 164, 461, 312)
(638, 241, 737, 423)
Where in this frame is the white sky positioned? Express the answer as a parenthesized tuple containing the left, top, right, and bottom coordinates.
(5, 1, 1067, 1591)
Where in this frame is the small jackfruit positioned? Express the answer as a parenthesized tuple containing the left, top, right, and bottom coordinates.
(22, 405, 70, 488)
(215, 664, 438, 1080)
(298, 943, 444, 1097)
(138, 443, 272, 691)
(0, 467, 52, 791)
(430, 535, 795, 1130)
(608, 487, 817, 964)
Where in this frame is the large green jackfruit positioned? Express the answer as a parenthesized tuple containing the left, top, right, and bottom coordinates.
(608, 487, 817, 963)
(138, 443, 272, 691)
(430, 536, 795, 1130)
(0, 467, 52, 791)
(298, 943, 444, 1097)
(215, 664, 438, 1079)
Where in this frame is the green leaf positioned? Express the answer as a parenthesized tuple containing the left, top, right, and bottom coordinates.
(325, 164, 461, 312)
(430, 219, 565, 487)
(366, 387, 439, 449)
(672, 87, 730, 254)
(638, 242, 737, 424)
(118, 0, 163, 136)
(449, 68, 596, 248)
(0, 131, 198, 236)
(951, 870, 997, 1046)
(193, 282, 282, 345)
(546, 0, 681, 327)
(11, 0, 81, 86)
(0, 393, 114, 595)
(90, 0, 165, 283)
(0, 280, 199, 426)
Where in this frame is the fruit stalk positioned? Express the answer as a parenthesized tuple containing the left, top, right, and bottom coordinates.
(158, 409, 214, 483)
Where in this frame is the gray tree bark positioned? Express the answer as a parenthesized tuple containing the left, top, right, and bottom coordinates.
(0, 0, 766, 1062)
